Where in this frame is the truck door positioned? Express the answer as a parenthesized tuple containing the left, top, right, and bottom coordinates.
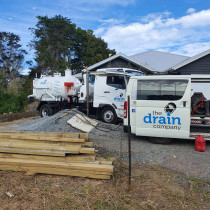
(99, 75, 126, 118)
(131, 79, 191, 138)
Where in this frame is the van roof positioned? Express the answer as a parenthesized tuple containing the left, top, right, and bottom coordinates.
(130, 75, 210, 82)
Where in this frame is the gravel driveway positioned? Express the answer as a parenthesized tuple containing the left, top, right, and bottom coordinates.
(90, 129, 210, 179)
(10, 110, 210, 179)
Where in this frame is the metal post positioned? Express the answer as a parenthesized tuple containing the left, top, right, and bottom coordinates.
(86, 68, 89, 117)
(127, 95, 131, 191)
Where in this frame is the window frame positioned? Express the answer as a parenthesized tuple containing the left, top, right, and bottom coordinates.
(132, 79, 189, 101)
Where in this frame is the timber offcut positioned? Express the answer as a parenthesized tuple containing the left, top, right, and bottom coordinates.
(0, 131, 114, 179)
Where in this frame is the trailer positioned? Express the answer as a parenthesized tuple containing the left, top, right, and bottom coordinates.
(124, 75, 210, 143)
(28, 68, 144, 123)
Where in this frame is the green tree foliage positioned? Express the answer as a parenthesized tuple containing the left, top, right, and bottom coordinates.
(0, 76, 32, 114)
(0, 32, 26, 92)
(30, 15, 116, 75)
(30, 15, 76, 76)
(0, 32, 30, 114)
(71, 28, 115, 72)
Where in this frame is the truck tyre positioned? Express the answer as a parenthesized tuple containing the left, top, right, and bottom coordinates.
(149, 137, 172, 144)
(123, 125, 128, 133)
(101, 107, 117, 124)
(191, 93, 206, 115)
(40, 104, 53, 117)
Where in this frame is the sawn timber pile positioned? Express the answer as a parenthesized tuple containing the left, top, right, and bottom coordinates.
(0, 131, 114, 179)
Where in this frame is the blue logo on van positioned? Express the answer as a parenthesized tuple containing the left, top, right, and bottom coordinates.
(143, 103, 181, 130)
(114, 97, 125, 102)
(143, 112, 181, 125)
(40, 80, 47, 85)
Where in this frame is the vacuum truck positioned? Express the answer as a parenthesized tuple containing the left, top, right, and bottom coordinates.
(28, 68, 143, 123)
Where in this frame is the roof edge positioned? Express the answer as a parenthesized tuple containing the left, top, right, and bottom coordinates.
(88, 53, 155, 72)
(172, 48, 210, 70)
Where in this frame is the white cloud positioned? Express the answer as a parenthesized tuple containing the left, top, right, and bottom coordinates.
(100, 18, 124, 26)
(99, 9, 210, 56)
(94, 28, 105, 36)
(20, 68, 31, 76)
(166, 9, 210, 28)
(187, 8, 196, 14)
(171, 42, 210, 56)
(140, 11, 171, 23)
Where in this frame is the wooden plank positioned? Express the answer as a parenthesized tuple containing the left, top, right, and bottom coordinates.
(0, 138, 87, 147)
(0, 153, 96, 162)
(95, 157, 113, 165)
(83, 142, 94, 146)
(65, 155, 95, 162)
(0, 164, 111, 175)
(0, 139, 81, 153)
(99, 161, 113, 165)
(0, 158, 114, 173)
(0, 165, 111, 179)
(79, 133, 89, 141)
(0, 134, 85, 143)
(0, 147, 66, 156)
(0, 131, 89, 140)
(79, 148, 95, 154)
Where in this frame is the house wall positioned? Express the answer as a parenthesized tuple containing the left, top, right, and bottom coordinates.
(172, 54, 210, 75)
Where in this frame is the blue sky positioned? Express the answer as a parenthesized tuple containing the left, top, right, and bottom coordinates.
(1, 0, 210, 73)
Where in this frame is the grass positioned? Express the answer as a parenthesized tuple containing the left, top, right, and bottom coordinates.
(0, 161, 209, 210)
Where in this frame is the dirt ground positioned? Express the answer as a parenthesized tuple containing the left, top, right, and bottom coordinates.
(0, 117, 209, 209)
(0, 117, 40, 131)
(0, 162, 209, 210)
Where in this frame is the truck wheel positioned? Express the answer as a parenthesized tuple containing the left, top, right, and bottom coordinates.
(40, 104, 53, 117)
(101, 107, 117, 124)
(123, 125, 128, 133)
(191, 94, 206, 115)
(149, 137, 172, 144)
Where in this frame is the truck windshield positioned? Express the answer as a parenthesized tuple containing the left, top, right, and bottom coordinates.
(107, 76, 126, 89)
(133, 79, 188, 101)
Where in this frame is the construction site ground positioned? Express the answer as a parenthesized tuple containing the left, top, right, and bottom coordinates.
(0, 114, 209, 209)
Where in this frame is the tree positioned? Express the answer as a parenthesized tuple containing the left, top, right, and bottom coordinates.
(0, 32, 26, 92)
(30, 15, 116, 76)
(71, 28, 116, 72)
(30, 15, 76, 75)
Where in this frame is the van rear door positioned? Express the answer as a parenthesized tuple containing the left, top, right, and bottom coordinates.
(131, 78, 191, 139)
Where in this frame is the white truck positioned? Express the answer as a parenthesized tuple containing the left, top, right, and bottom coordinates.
(124, 75, 210, 143)
(28, 68, 143, 123)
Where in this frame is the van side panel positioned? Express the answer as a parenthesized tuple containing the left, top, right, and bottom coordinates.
(127, 77, 191, 139)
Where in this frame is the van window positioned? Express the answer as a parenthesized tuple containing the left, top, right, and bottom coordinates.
(134, 80, 188, 100)
(107, 76, 126, 89)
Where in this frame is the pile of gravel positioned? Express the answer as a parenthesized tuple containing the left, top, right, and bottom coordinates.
(14, 109, 81, 133)
(13, 109, 122, 136)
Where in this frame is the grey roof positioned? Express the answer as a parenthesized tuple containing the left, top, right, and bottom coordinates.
(130, 51, 189, 72)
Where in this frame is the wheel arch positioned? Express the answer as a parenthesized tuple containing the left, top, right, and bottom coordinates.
(37, 101, 60, 112)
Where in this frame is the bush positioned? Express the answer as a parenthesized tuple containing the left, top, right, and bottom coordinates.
(0, 92, 28, 114)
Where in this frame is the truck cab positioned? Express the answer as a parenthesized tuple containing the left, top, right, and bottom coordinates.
(124, 75, 210, 143)
(90, 68, 144, 123)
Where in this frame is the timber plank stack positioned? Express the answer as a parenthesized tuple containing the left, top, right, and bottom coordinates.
(0, 131, 114, 179)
